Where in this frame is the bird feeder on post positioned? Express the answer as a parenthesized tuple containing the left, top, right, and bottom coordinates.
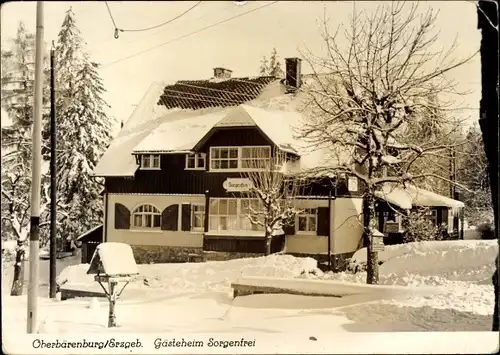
(87, 242, 139, 328)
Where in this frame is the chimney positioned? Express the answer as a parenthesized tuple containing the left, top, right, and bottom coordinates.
(213, 67, 232, 79)
(285, 57, 302, 89)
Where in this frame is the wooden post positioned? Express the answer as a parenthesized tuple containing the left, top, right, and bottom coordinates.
(108, 280, 117, 327)
(327, 190, 332, 269)
(49, 45, 57, 299)
(204, 190, 210, 233)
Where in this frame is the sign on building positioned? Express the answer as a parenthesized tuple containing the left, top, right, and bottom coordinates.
(223, 178, 254, 192)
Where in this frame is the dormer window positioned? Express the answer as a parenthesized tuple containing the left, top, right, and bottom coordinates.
(185, 153, 206, 170)
(141, 154, 160, 170)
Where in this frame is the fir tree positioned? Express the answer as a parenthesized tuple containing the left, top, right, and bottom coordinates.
(258, 48, 284, 77)
(259, 56, 268, 76)
(53, 8, 114, 241)
(267, 47, 284, 77)
(456, 124, 493, 225)
(1, 22, 51, 296)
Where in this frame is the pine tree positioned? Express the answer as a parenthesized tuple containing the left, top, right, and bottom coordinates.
(1, 22, 51, 296)
(258, 48, 284, 77)
(53, 8, 114, 241)
(456, 124, 493, 225)
(267, 47, 284, 77)
(259, 56, 268, 76)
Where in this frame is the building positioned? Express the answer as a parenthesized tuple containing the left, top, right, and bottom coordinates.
(91, 58, 464, 267)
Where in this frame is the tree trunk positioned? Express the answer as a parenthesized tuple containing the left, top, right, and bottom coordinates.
(10, 246, 25, 296)
(365, 194, 379, 285)
(108, 281, 117, 327)
(265, 231, 272, 256)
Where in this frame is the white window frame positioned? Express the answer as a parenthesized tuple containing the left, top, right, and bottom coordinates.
(185, 153, 206, 170)
(131, 204, 161, 230)
(209, 146, 272, 172)
(191, 204, 205, 232)
(140, 154, 161, 170)
(208, 198, 264, 232)
(296, 208, 317, 235)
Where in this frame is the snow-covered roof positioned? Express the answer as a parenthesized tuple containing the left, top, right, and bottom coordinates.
(76, 224, 103, 242)
(375, 183, 465, 210)
(94, 74, 353, 177)
(132, 109, 230, 153)
(120, 82, 170, 133)
(87, 242, 139, 276)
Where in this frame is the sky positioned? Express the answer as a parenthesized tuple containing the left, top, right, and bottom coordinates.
(1, 1, 481, 130)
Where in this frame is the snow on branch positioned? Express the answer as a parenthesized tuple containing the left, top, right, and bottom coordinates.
(240, 148, 302, 247)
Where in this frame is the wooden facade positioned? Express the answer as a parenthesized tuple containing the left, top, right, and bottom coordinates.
(103, 124, 365, 255)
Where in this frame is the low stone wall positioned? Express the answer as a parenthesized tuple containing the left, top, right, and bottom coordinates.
(288, 252, 355, 272)
(131, 245, 264, 264)
(131, 245, 204, 264)
(130, 244, 353, 268)
(203, 251, 264, 262)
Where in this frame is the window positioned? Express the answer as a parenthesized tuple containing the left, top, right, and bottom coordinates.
(209, 146, 271, 171)
(185, 153, 206, 170)
(191, 204, 205, 231)
(132, 204, 161, 229)
(240, 199, 265, 231)
(208, 198, 264, 232)
(241, 146, 271, 169)
(209, 198, 238, 231)
(141, 154, 160, 169)
(297, 208, 317, 234)
(424, 209, 438, 225)
(211, 147, 239, 170)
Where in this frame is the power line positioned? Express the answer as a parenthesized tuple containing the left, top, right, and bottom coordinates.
(101, 1, 279, 69)
(118, 2, 202, 33)
(90, 2, 237, 55)
(104, 1, 119, 37)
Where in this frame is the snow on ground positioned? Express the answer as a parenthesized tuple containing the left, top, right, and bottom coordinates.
(2, 241, 498, 336)
(57, 254, 319, 294)
(301, 240, 498, 325)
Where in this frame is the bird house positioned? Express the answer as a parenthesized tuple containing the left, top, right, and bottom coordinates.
(87, 242, 139, 327)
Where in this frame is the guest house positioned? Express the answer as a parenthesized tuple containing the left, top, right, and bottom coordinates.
(90, 58, 464, 267)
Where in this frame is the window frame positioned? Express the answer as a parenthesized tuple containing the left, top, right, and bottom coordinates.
(191, 204, 206, 232)
(209, 146, 272, 172)
(140, 154, 161, 170)
(296, 208, 318, 235)
(131, 204, 161, 230)
(208, 198, 264, 232)
(424, 209, 438, 225)
(185, 152, 206, 170)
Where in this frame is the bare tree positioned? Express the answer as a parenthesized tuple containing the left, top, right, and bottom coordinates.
(298, 2, 476, 284)
(240, 148, 301, 255)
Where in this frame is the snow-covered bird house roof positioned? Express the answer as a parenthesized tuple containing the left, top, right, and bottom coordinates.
(87, 242, 139, 277)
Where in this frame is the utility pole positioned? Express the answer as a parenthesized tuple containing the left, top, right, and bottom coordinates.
(49, 43, 57, 299)
(27, 1, 44, 333)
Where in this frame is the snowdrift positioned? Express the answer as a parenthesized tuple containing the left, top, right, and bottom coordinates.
(58, 254, 319, 293)
(348, 240, 497, 282)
